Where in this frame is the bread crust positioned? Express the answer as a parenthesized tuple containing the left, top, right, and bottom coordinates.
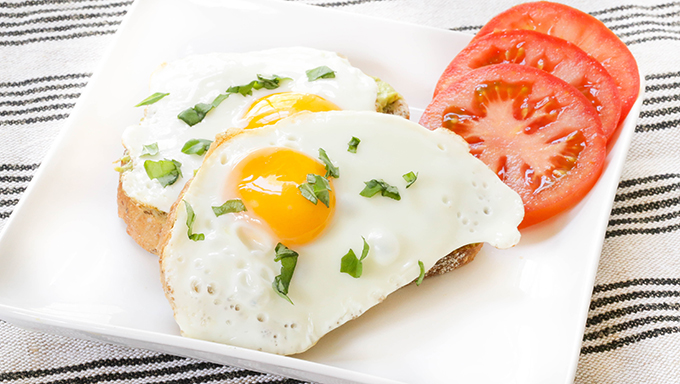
(117, 179, 167, 254)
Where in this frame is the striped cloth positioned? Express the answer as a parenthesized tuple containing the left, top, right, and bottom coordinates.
(1, 0, 679, 383)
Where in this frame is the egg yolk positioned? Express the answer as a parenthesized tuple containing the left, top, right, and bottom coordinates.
(234, 147, 335, 246)
(243, 93, 341, 129)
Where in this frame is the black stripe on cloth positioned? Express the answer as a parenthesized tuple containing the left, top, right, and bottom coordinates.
(0, 73, 90, 88)
(618, 173, 680, 189)
(0, 20, 122, 37)
(0, 0, 120, 8)
(613, 181, 680, 202)
(449, 25, 482, 32)
(0, 103, 75, 117)
(0, 355, 187, 381)
(590, 290, 680, 310)
(0, 83, 88, 97)
(598, 9, 680, 24)
(593, 278, 680, 294)
(589, 2, 680, 17)
(609, 20, 680, 31)
(610, 195, 680, 215)
(0, 187, 26, 195)
(0, 93, 80, 107)
(0, 113, 69, 126)
(0, 11, 127, 28)
(0, 199, 18, 207)
(0, 163, 39, 171)
(636, 117, 680, 133)
(608, 209, 680, 226)
(606, 223, 680, 238)
(625, 35, 680, 45)
(646, 70, 680, 81)
(581, 327, 680, 354)
(583, 315, 680, 341)
(616, 27, 680, 40)
(0, 29, 117, 47)
(639, 105, 680, 119)
(587, 302, 680, 327)
(312, 0, 389, 7)
(0, 176, 32, 183)
(0, 1, 132, 19)
(645, 81, 680, 92)
(5, 363, 266, 384)
(0, 211, 10, 219)
(643, 94, 680, 106)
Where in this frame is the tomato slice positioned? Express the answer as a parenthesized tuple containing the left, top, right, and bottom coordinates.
(433, 30, 622, 141)
(420, 64, 606, 228)
(475, 1, 639, 124)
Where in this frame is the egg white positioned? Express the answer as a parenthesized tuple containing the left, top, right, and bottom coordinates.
(160, 111, 524, 355)
(121, 47, 378, 212)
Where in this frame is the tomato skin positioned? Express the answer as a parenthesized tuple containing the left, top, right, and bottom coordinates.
(433, 30, 622, 141)
(420, 64, 606, 228)
(475, 1, 640, 124)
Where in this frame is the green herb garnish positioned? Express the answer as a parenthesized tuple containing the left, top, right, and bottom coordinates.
(135, 92, 169, 107)
(340, 237, 370, 278)
(144, 159, 182, 187)
(184, 200, 204, 241)
(272, 243, 298, 304)
(306, 66, 336, 81)
(416, 260, 425, 286)
(140, 142, 159, 157)
(114, 154, 132, 173)
(177, 103, 213, 127)
(181, 138, 213, 156)
(212, 199, 247, 217)
(178, 75, 290, 126)
(360, 179, 400, 200)
(347, 136, 360, 153)
(298, 174, 332, 207)
(318, 148, 339, 178)
(403, 171, 418, 188)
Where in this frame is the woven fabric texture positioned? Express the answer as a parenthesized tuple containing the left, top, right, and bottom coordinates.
(1, 0, 679, 383)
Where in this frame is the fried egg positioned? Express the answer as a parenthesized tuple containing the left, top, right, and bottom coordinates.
(121, 47, 379, 213)
(159, 111, 524, 355)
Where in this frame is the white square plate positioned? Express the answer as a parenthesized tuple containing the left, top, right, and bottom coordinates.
(0, 0, 642, 383)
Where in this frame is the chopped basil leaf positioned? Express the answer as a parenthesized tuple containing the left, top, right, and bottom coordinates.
(347, 136, 360, 153)
(177, 103, 213, 126)
(140, 142, 159, 157)
(360, 179, 401, 200)
(135, 92, 169, 107)
(212, 199, 247, 217)
(318, 148, 339, 178)
(144, 159, 182, 187)
(181, 139, 213, 156)
(298, 182, 317, 205)
(403, 171, 418, 188)
(114, 154, 132, 173)
(227, 82, 258, 96)
(340, 237, 370, 278)
(212, 93, 230, 108)
(178, 75, 290, 126)
(340, 249, 362, 278)
(360, 236, 369, 261)
(416, 260, 425, 286)
(272, 243, 298, 304)
(257, 74, 291, 89)
(184, 200, 204, 241)
(298, 174, 332, 207)
(306, 66, 336, 81)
